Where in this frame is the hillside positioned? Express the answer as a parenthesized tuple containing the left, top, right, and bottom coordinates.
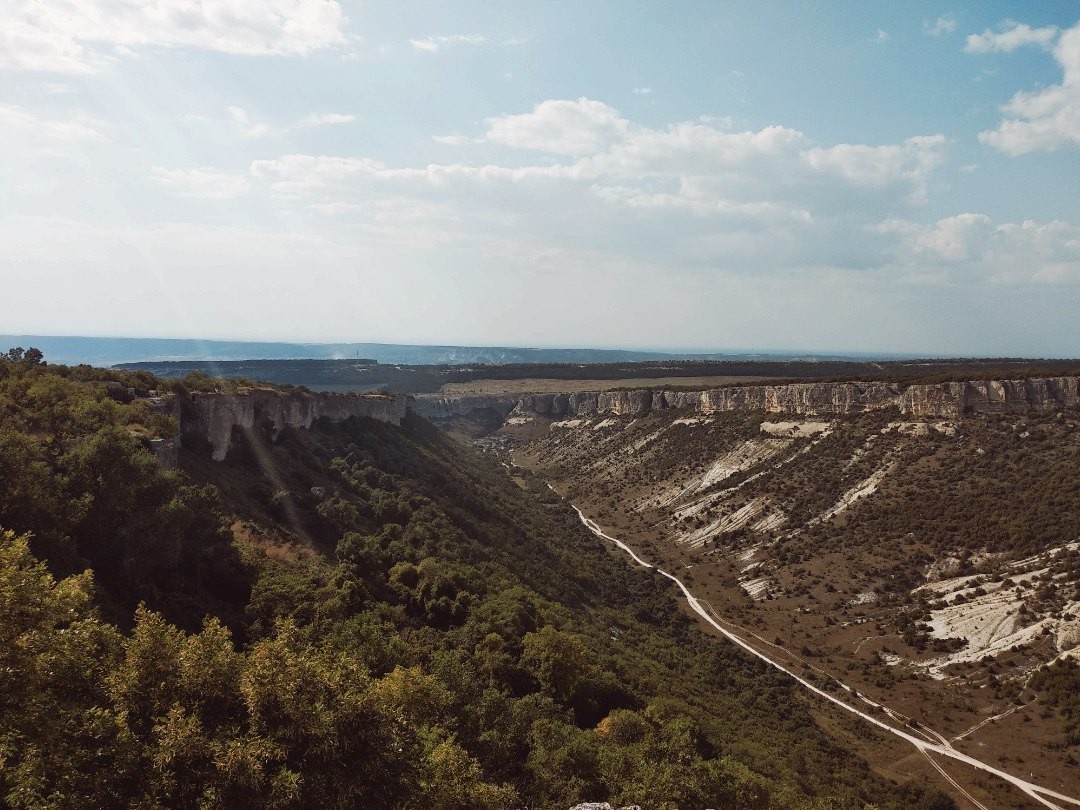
(510, 401, 1080, 807)
(0, 351, 956, 809)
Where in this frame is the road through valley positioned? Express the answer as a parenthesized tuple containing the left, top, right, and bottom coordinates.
(568, 501, 1080, 810)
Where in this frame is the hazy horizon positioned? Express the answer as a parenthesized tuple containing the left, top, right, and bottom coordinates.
(1, 333, 952, 369)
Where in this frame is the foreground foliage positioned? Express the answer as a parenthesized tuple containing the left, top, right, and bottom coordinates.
(0, 354, 954, 809)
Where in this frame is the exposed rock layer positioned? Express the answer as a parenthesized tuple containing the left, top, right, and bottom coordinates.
(413, 377, 1080, 422)
(182, 390, 408, 461)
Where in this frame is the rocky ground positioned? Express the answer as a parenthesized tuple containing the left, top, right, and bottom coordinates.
(506, 406, 1080, 807)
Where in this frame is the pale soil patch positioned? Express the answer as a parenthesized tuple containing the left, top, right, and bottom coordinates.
(677, 497, 769, 548)
(847, 592, 879, 606)
(807, 463, 894, 526)
(741, 575, 773, 599)
(593, 418, 619, 430)
(918, 571, 983, 594)
(913, 546, 1080, 677)
(673, 416, 710, 426)
(439, 375, 777, 395)
(631, 426, 668, 452)
(671, 491, 726, 520)
(751, 510, 786, 532)
(738, 544, 761, 563)
(657, 438, 791, 508)
(698, 439, 790, 491)
(505, 415, 534, 425)
(550, 419, 586, 429)
(883, 421, 958, 437)
(1010, 541, 1080, 570)
(760, 420, 831, 436)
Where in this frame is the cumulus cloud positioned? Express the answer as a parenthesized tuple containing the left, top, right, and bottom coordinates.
(885, 214, 1080, 284)
(150, 167, 251, 199)
(149, 99, 1079, 296)
(0, 0, 347, 74)
(484, 97, 632, 155)
(978, 22, 1080, 154)
(241, 102, 956, 282)
(409, 34, 487, 53)
(964, 20, 1058, 53)
(298, 113, 355, 128)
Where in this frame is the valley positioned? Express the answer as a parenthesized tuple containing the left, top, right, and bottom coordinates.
(497, 401, 1080, 808)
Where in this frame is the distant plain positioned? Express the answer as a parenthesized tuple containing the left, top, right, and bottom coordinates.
(438, 375, 777, 395)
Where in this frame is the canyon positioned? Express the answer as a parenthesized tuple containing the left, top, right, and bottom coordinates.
(172, 376, 1080, 463)
(412, 375, 1080, 423)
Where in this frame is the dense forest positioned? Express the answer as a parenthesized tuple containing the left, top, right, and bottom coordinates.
(115, 356, 1080, 395)
(0, 350, 957, 808)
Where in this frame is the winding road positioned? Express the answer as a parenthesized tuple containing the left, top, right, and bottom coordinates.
(570, 503, 1080, 810)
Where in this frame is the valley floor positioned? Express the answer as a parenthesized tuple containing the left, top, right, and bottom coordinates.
(506, 407, 1080, 808)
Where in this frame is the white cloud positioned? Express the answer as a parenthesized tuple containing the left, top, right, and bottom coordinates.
(409, 34, 487, 53)
(925, 16, 958, 36)
(150, 167, 251, 199)
(136, 99, 1079, 313)
(0, 103, 106, 143)
(978, 22, 1080, 154)
(0, 0, 347, 74)
(869, 29, 890, 44)
(889, 214, 1080, 284)
(433, 134, 472, 146)
(298, 113, 355, 128)
(228, 106, 273, 138)
(243, 105, 953, 283)
(804, 135, 947, 199)
(248, 111, 948, 226)
(484, 97, 631, 156)
(964, 20, 1058, 53)
(909, 213, 994, 260)
(632, 87, 653, 95)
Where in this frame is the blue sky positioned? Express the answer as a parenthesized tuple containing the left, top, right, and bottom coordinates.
(2, 1, 1079, 356)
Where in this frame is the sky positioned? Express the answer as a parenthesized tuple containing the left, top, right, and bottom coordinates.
(2, 1, 1079, 357)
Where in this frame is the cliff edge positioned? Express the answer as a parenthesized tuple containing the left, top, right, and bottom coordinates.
(412, 376, 1080, 423)
(182, 389, 408, 461)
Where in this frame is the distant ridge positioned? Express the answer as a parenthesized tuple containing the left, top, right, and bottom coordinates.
(0, 335, 910, 368)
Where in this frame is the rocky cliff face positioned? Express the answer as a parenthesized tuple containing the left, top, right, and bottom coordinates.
(902, 377, 1080, 417)
(425, 376, 1080, 423)
(182, 390, 408, 461)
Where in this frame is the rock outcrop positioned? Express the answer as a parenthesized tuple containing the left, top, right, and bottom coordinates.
(420, 376, 1080, 424)
(902, 377, 1080, 417)
(182, 389, 408, 461)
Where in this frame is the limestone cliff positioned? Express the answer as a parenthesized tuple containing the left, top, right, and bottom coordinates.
(421, 376, 1080, 423)
(182, 389, 408, 461)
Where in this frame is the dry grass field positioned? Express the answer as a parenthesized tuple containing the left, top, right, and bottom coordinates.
(439, 375, 775, 395)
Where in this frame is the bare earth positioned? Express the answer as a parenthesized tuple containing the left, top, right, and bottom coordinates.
(439, 375, 775, 395)
(509, 409, 1080, 809)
